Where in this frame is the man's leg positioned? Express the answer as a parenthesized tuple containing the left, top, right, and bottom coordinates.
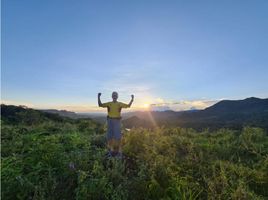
(107, 139, 114, 151)
(113, 119, 122, 158)
(106, 118, 114, 156)
(112, 139, 120, 152)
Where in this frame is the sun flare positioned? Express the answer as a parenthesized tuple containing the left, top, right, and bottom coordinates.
(143, 103, 150, 109)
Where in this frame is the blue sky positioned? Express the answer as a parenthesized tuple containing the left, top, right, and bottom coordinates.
(2, 0, 268, 112)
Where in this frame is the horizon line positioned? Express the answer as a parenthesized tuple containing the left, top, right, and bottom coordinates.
(1, 96, 267, 113)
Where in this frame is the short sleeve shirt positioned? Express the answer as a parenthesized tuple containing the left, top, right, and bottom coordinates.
(101, 101, 129, 118)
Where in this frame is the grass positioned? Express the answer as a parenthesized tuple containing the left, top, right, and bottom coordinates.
(1, 117, 268, 199)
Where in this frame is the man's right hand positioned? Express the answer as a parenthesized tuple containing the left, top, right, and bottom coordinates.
(98, 93, 101, 97)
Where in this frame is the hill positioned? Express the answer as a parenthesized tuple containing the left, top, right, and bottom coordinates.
(41, 109, 91, 119)
(122, 97, 268, 130)
(204, 97, 268, 114)
(1, 104, 103, 133)
(2, 105, 84, 123)
(1, 104, 71, 125)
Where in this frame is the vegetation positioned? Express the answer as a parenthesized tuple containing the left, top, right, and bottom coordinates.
(1, 105, 268, 199)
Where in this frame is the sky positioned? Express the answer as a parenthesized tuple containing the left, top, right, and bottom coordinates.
(2, 0, 268, 112)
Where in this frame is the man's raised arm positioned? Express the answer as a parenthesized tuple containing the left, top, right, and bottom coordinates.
(128, 94, 134, 107)
(98, 93, 103, 107)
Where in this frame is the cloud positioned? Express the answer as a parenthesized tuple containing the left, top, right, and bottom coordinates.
(149, 99, 219, 111)
(150, 105, 171, 111)
(155, 98, 165, 103)
(99, 61, 162, 99)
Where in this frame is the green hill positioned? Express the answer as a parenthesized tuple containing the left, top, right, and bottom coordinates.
(1, 105, 268, 199)
(122, 97, 268, 130)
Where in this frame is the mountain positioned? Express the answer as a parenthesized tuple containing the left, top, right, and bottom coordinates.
(1, 104, 99, 127)
(122, 97, 268, 130)
(2, 97, 267, 130)
(41, 109, 89, 119)
(1, 104, 74, 125)
(122, 110, 197, 121)
(122, 116, 154, 129)
(203, 97, 268, 114)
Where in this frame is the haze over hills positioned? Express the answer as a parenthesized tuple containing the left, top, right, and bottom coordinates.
(122, 97, 268, 130)
(10, 97, 268, 130)
(40, 109, 86, 119)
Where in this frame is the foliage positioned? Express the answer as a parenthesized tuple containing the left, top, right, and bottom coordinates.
(1, 105, 268, 199)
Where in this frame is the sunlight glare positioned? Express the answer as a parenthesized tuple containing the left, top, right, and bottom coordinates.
(143, 103, 150, 109)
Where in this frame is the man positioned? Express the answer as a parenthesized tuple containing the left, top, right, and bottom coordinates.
(98, 91, 134, 158)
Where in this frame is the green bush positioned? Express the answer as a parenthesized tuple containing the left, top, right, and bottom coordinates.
(1, 117, 268, 200)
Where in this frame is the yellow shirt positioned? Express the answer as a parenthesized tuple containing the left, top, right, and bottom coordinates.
(101, 101, 129, 118)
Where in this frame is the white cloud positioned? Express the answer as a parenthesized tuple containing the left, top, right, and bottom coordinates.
(149, 99, 219, 111)
(150, 105, 171, 111)
(155, 98, 165, 103)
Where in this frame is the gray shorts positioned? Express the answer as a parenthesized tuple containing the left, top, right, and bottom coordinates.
(107, 117, 122, 140)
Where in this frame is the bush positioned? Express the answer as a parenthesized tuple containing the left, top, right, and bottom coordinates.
(1, 119, 268, 199)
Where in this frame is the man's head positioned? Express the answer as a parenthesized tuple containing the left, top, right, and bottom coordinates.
(112, 91, 118, 102)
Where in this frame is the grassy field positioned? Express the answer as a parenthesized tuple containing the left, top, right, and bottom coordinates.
(1, 106, 268, 199)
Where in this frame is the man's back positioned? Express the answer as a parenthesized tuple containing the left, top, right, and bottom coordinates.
(101, 101, 129, 118)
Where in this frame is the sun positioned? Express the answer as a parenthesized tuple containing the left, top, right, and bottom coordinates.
(143, 103, 150, 109)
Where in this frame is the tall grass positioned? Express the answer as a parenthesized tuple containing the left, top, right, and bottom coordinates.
(1, 120, 267, 199)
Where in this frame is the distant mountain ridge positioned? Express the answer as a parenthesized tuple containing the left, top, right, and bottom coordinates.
(1, 104, 76, 125)
(204, 97, 268, 114)
(2, 97, 267, 130)
(122, 97, 268, 130)
(40, 109, 88, 119)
